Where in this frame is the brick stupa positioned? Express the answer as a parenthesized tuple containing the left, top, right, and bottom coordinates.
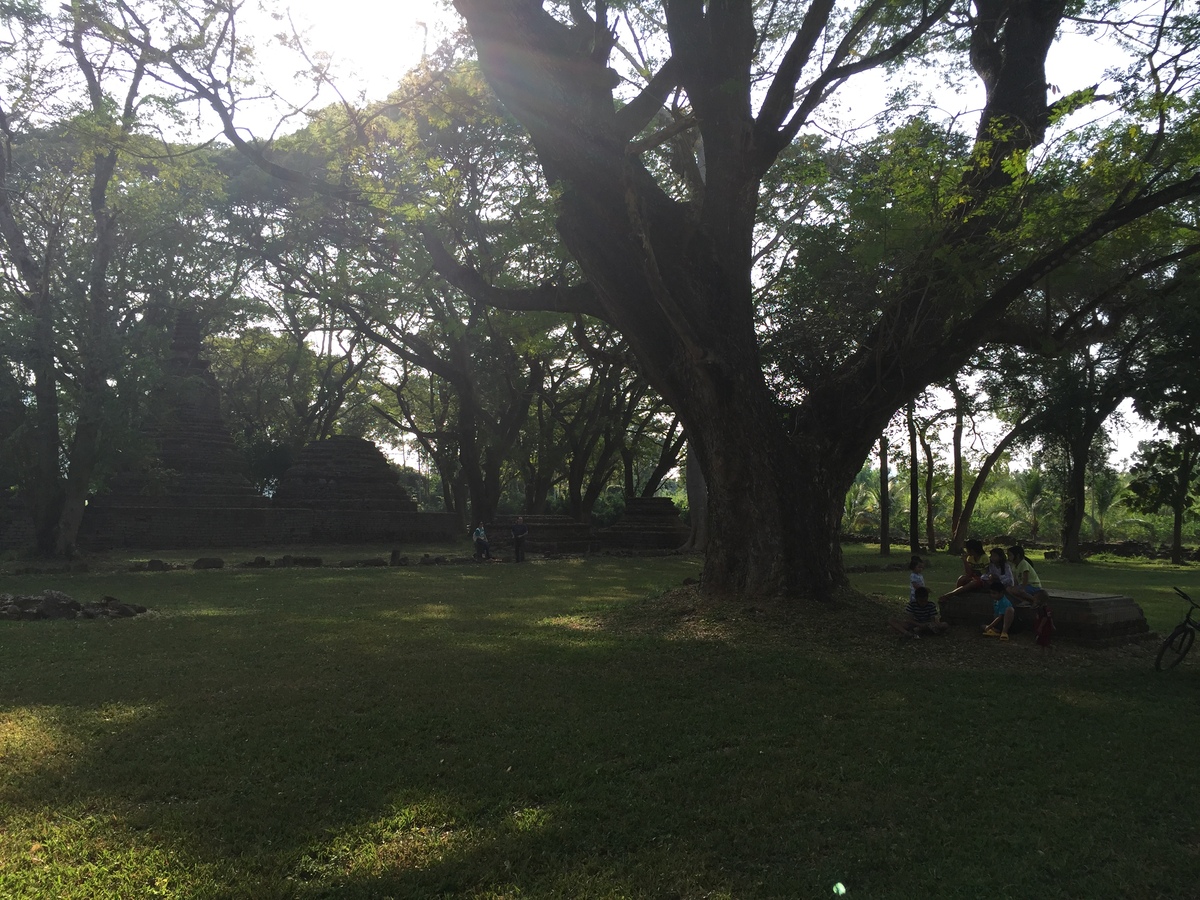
(101, 310, 265, 508)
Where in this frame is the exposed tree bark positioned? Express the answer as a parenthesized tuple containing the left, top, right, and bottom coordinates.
(681, 440, 709, 553)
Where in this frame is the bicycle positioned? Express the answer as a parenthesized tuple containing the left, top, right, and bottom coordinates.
(1155, 587, 1199, 671)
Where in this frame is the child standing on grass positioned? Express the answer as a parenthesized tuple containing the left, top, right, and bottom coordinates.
(1034, 604, 1056, 653)
(889, 586, 949, 638)
(983, 580, 1015, 641)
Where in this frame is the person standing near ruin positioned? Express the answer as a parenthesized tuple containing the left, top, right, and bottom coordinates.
(472, 523, 492, 560)
(511, 516, 529, 563)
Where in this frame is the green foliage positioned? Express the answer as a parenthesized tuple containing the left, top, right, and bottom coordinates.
(1127, 438, 1199, 518)
(759, 117, 972, 396)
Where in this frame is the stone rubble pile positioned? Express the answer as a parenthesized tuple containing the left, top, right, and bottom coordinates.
(0, 590, 148, 621)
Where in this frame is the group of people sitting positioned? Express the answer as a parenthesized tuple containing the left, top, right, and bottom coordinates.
(888, 540, 1054, 645)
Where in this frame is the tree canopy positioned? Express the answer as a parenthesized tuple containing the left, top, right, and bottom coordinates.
(6, 1, 1200, 589)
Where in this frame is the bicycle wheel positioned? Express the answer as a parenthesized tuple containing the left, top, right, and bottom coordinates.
(1155, 625, 1196, 671)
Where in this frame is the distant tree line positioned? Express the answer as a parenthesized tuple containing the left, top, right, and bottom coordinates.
(2, 2, 1198, 589)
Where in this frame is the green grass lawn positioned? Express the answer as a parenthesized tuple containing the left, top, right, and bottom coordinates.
(2, 549, 1198, 899)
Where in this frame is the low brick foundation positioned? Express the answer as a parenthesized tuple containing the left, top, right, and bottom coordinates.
(939, 588, 1151, 647)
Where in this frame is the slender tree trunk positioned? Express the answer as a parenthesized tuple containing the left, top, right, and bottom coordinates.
(639, 418, 685, 498)
(1170, 495, 1185, 565)
(579, 450, 619, 522)
(907, 402, 920, 553)
(54, 384, 105, 558)
(621, 446, 636, 499)
(950, 389, 965, 553)
(452, 476, 468, 529)
(879, 436, 891, 557)
(950, 420, 1034, 552)
(1060, 437, 1091, 563)
(29, 310, 65, 556)
(919, 429, 936, 552)
(1169, 446, 1197, 565)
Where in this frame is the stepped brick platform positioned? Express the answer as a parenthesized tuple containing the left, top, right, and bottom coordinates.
(599, 497, 689, 550)
(271, 435, 445, 544)
(489, 515, 599, 555)
(940, 589, 1151, 647)
(273, 436, 417, 511)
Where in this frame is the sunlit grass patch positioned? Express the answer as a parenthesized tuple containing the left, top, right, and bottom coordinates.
(0, 708, 74, 785)
(535, 614, 602, 631)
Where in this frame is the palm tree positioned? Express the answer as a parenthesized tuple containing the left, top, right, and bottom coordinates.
(843, 481, 880, 535)
(1085, 466, 1123, 543)
(1009, 467, 1048, 542)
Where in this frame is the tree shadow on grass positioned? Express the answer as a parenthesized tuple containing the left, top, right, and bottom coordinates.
(2, 575, 1199, 898)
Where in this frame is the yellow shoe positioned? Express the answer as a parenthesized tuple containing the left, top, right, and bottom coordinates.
(983, 628, 1001, 637)
(999, 633, 1010, 641)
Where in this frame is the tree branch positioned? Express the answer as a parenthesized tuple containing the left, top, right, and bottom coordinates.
(420, 226, 607, 318)
(757, 0, 955, 169)
(614, 57, 682, 142)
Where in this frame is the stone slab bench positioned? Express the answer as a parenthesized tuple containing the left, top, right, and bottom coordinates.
(939, 589, 1151, 647)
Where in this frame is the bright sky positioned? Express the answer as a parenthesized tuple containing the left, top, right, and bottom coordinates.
(257, 0, 456, 106)
(259, 4, 1117, 125)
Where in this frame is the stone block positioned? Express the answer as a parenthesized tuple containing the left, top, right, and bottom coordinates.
(939, 588, 1151, 647)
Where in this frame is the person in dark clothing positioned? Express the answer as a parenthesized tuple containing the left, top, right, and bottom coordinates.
(511, 516, 529, 562)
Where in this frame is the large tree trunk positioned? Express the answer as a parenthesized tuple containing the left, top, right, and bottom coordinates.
(452, 0, 1071, 600)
